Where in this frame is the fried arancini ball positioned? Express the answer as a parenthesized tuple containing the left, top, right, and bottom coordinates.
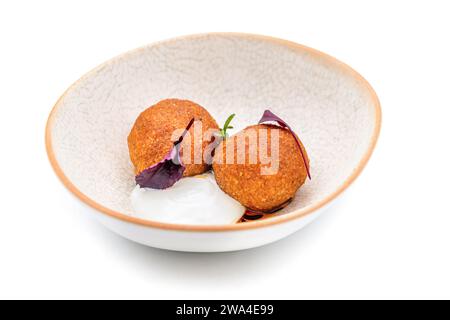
(128, 99, 219, 177)
(212, 124, 309, 211)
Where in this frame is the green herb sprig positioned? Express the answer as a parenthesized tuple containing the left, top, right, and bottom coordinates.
(219, 113, 235, 139)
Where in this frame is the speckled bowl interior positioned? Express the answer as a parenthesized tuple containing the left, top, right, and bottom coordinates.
(47, 33, 380, 224)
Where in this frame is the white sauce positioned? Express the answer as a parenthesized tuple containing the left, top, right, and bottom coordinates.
(130, 173, 245, 225)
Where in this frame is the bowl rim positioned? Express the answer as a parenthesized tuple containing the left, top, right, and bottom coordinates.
(45, 32, 381, 232)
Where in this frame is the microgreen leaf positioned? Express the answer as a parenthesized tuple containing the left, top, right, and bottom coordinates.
(219, 113, 236, 139)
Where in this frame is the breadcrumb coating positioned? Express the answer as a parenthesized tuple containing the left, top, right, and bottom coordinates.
(212, 124, 309, 211)
(128, 99, 219, 177)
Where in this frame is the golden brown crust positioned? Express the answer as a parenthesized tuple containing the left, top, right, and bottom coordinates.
(212, 124, 310, 211)
(128, 99, 219, 176)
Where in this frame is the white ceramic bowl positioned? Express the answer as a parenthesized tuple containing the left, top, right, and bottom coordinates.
(46, 33, 381, 252)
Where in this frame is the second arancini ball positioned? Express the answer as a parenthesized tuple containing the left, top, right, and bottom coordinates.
(128, 99, 219, 177)
(212, 124, 309, 212)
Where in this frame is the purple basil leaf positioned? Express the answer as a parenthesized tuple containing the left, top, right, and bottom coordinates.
(258, 110, 311, 179)
(135, 118, 195, 189)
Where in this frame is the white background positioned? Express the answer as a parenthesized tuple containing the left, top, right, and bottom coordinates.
(1, 0, 449, 300)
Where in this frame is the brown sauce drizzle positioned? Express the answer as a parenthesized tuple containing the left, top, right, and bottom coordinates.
(239, 198, 293, 223)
